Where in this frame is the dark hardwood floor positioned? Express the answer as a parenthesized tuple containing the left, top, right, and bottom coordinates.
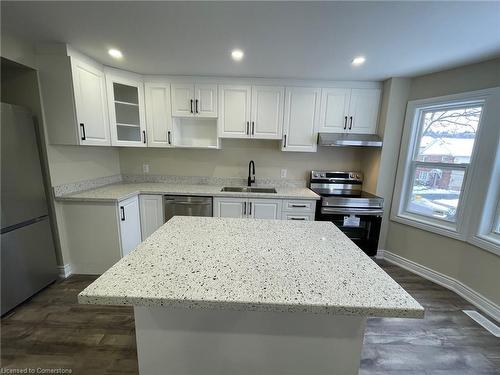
(1, 260, 499, 374)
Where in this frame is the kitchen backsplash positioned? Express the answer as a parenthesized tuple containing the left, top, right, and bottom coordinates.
(53, 173, 307, 197)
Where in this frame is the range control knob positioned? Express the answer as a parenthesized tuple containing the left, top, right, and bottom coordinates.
(356, 174, 360, 179)
(320, 173, 326, 178)
(313, 173, 319, 178)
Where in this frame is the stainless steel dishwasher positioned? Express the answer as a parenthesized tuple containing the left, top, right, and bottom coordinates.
(164, 195, 213, 222)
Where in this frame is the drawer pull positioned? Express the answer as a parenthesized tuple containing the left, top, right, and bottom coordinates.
(290, 217, 306, 220)
(291, 204, 307, 208)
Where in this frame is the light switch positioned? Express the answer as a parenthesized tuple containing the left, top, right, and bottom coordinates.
(280, 169, 287, 178)
(143, 164, 150, 174)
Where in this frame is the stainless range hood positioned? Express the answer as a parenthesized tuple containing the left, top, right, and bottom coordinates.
(318, 133, 383, 147)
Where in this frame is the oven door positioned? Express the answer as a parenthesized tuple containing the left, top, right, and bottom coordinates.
(317, 207, 383, 256)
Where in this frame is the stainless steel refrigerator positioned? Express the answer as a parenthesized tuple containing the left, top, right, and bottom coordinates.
(1, 103, 58, 315)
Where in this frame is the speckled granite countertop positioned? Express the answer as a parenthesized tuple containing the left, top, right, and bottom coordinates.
(79, 217, 424, 318)
(56, 182, 320, 202)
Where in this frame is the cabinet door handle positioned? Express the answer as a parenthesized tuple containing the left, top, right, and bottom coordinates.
(195, 99, 199, 114)
(251, 121, 255, 135)
(143, 130, 147, 144)
(290, 217, 306, 220)
(120, 206, 125, 221)
(167, 131, 171, 144)
(349, 116, 353, 130)
(283, 134, 287, 148)
(291, 204, 307, 208)
(80, 123, 86, 140)
(344, 116, 348, 130)
(246, 121, 250, 135)
(243, 201, 247, 215)
(249, 202, 252, 215)
(190, 99, 194, 114)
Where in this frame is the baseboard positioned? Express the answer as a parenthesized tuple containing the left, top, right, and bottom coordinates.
(375, 249, 385, 259)
(381, 250, 500, 323)
(57, 264, 72, 279)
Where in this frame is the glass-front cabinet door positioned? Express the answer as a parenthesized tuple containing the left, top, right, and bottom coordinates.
(105, 69, 147, 147)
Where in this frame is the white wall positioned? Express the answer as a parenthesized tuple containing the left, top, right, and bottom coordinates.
(385, 58, 500, 306)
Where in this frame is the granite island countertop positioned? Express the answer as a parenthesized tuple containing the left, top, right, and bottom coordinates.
(56, 182, 320, 202)
(79, 216, 424, 318)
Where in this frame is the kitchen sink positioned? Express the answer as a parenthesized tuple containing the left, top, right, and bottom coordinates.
(221, 187, 277, 194)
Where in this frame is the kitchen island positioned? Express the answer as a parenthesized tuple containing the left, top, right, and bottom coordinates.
(79, 216, 424, 375)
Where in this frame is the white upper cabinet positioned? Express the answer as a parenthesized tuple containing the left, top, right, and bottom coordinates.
(171, 84, 194, 117)
(319, 87, 381, 134)
(71, 58, 110, 146)
(145, 82, 173, 148)
(106, 69, 147, 147)
(348, 89, 381, 134)
(36, 46, 111, 146)
(319, 88, 350, 133)
(171, 83, 217, 118)
(195, 84, 218, 117)
(219, 85, 284, 139)
(250, 86, 284, 139)
(282, 87, 321, 152)
(219, 85, 252, 138)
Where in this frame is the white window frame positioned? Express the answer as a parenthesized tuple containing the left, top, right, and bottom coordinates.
(467, 124, 500, 255)
(392, 89, 494, 242)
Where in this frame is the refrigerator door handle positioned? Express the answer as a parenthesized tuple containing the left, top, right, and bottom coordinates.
(80, 123, 86, 140)
(1, 215, 49, 234)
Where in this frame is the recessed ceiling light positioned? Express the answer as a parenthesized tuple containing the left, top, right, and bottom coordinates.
(108, 49, 123, 59)
(352, 56, 366, 66)
(231, 49, 244, 61)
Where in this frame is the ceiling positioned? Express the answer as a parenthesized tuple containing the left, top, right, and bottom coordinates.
(2, 1, 499, 81)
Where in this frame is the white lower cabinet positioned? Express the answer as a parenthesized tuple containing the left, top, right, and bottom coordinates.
(248, 199, 282, 219)
(62, 195, 316, 275)
(213, 197, 247, 218)
(118, 196, 142, 257)
(214, 197, 282, 220)
(281, 213, 315, 221)
(61, 197, 143, 275)
(139, 195, 165, 239)
(214, 197, 314, 221)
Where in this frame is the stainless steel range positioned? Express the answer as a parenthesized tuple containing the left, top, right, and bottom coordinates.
(309, 170, 384, 256)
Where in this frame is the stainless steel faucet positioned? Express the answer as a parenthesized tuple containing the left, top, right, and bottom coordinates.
(247, 160, 256, 187)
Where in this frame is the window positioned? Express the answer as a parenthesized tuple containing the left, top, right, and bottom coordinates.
(392, 87, 500, 254)
(403, 102, 483, 226)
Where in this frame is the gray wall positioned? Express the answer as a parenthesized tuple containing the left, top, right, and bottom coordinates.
(119, 139, 369, 181)
(1, 34, 121, 270)
(385, 58, 500, 305)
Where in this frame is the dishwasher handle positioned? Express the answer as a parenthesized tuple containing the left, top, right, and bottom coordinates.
(165, 201, 212, 205)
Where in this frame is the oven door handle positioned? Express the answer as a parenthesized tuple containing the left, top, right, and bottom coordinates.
(321, 207, 384, 216)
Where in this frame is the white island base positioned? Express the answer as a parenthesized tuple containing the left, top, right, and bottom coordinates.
(134, 306, 367, 375)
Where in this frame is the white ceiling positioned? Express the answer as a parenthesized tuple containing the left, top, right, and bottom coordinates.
(2, 1, 499, 81)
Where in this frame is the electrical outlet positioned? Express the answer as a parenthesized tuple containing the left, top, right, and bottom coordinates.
(280, 169, 287, 178)
(143, 163, 150, 174)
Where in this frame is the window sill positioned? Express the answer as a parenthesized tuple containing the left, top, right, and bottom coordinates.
(390, 212, 464, 241)
(468, 235, 500, 257)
